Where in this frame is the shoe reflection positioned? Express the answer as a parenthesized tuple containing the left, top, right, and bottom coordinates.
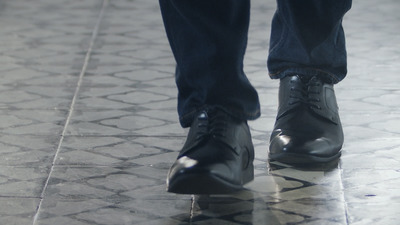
(189, 191, 256, 223)
(268, 158, 341, 171)
(170, 160, 343, 225)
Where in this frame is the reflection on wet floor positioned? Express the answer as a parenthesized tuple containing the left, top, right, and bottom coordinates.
(186, 160, 347, 224)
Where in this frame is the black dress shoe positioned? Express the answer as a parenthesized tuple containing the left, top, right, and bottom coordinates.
(269, 75, 344, 164)
(167, 108, 254, 194)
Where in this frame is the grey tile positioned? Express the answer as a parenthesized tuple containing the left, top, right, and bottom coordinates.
(66, 121, 128, 136)
(107, 91, 171, 105)
(0, 145, 55, 167)
(36, 217, 92, 225)
(347, 203, 400, 225)
(78, 86, 135, 98)
(0, 198, 40, 225)
(57, 136, 179, 167)
(2, 122, 64, 136)
(0, 167, 49, 197)
(73, 97, 134, 110)
(66, 111, 185, 136)
(341, 138, 400, 169)
(342, 169, 400, 200)
(37, 198, 161, 225)
(0, 135, 60, 151)
(45, 166, 164, 199)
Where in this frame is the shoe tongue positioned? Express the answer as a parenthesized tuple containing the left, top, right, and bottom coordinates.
(297, 75, 312, 83)
(299, 74, 333, 84)
(293, 75, 331, 85)
(198, 111, 208, 120)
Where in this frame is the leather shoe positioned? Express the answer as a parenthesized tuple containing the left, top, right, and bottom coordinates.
(269, 75, 344, 164)
(167, 108, 254, 194)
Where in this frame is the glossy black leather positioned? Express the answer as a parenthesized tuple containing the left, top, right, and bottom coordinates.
(269, 75, 344, 164)
(167, 108, 254, 194)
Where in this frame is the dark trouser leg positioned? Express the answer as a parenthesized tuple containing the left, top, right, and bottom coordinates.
(268, 0, 352, 164)
(159, 0, 260, 127)
(268, 0, 352, 83)
(160, 0, 257, 194)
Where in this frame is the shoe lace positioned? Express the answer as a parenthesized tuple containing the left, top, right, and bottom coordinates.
(288, 77, 322, 110)
(195, 110, 227, 141)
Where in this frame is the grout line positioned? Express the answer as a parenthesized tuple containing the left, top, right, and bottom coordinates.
(189, 195, 196, 222)
(62, 134, 187, 138)
(339, 161, 351, 225)
(31, 0, 109, 224)
(0, 196, 40, 199)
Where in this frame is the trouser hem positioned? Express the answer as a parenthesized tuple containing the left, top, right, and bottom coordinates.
(269, 67, 345, 84)
(179, 104, 261, 128)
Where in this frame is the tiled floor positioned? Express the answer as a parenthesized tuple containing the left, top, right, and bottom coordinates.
(0, 0, 399, 224)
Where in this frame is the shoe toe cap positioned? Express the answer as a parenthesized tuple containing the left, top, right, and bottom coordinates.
(270, 133, 341, 158)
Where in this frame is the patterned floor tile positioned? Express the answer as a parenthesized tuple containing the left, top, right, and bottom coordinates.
(342, 138, 400, 169)
(37, 197, 162, 225)
(347, 202, 400, 225)
(57, 136, 179, 167)
(0, 133, 60, 168)
(0, 142, 55, 167)
(0, 198, 40, 225)
(66, 110, 184, 136)
(45, 166, 164, 199)
(0, 166, 49, 197)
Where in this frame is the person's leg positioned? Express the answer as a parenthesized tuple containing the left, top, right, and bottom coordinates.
(159, 0, 259, 194)
(268, 0, 352, 164)
(159, 0, 260, 128)
(268, 0, 352, 83)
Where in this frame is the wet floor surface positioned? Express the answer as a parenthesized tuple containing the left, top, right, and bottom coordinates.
(0, 0, 399, 224)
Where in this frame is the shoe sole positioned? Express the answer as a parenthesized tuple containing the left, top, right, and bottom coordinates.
(269, 151, 341, 164)
(167, 166, 254, 195)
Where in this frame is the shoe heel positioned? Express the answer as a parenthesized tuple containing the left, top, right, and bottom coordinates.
(242, 161, 254, 184)
(241, 142, 255, 185)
